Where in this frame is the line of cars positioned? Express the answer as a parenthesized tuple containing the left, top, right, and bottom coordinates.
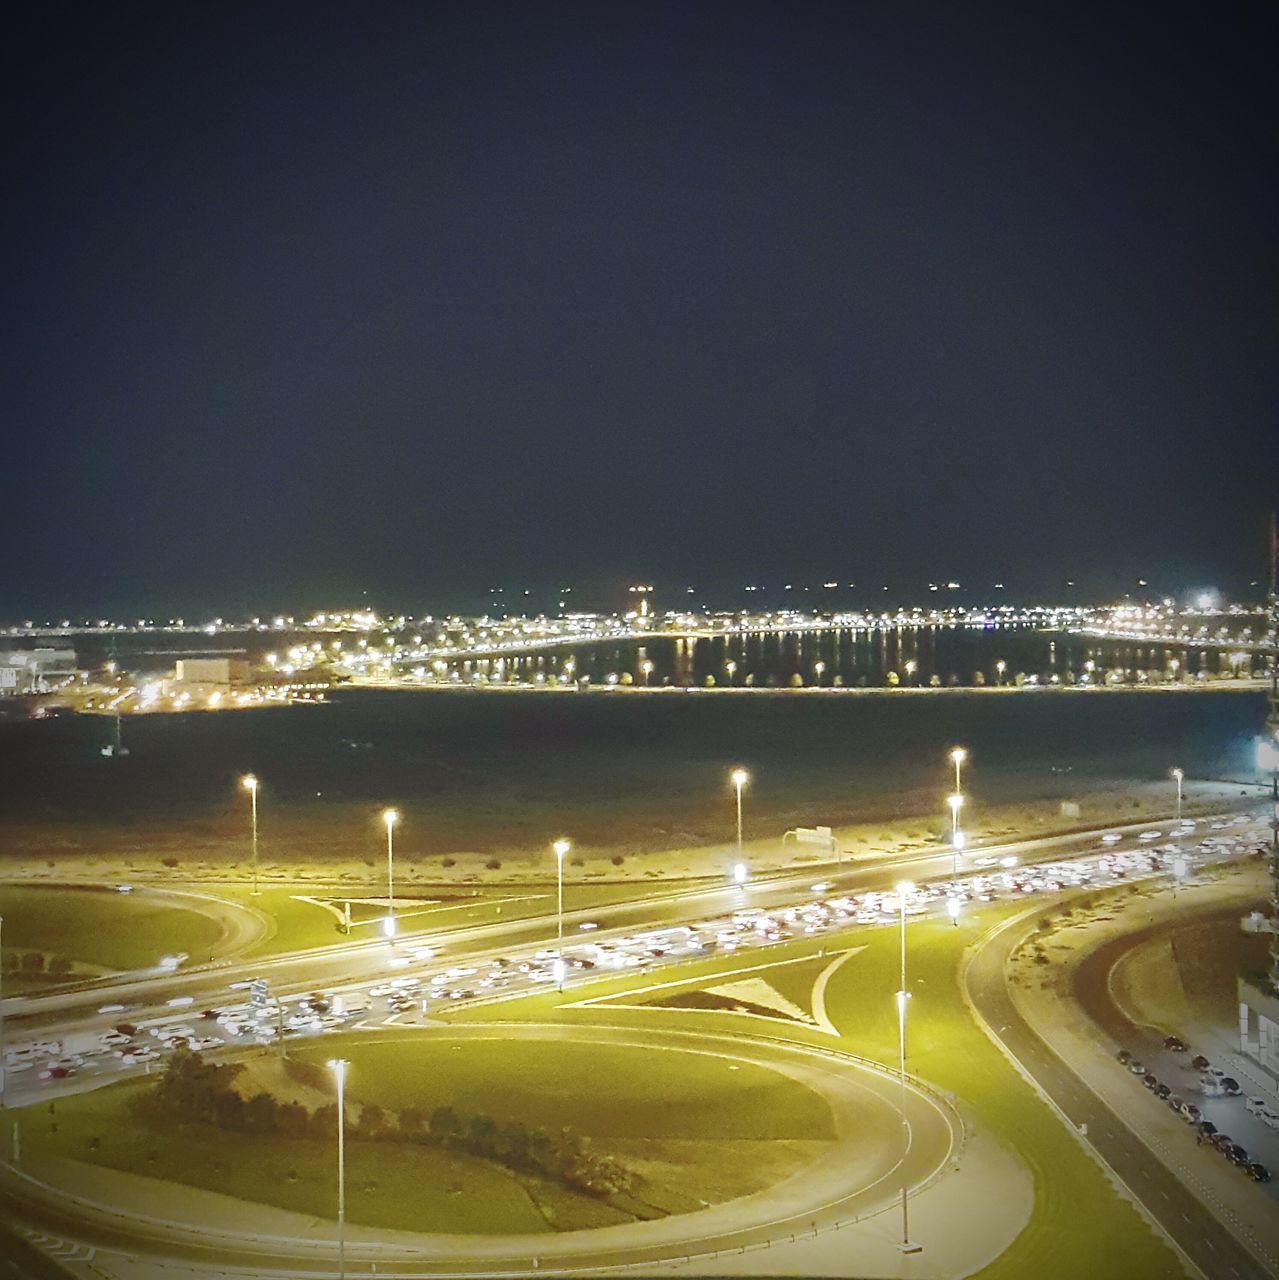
(6, 810, 1267, 1098)
(1118, 1045, 1271, 1183)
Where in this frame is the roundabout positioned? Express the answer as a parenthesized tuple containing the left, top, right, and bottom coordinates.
(3, 1021, 962, 1275)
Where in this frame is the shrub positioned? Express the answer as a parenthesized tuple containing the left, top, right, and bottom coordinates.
(161, 857, 179, 869)
(611, 855, 624, 866)
(485, 858, 501, 871)
(441, 857, 456, 868)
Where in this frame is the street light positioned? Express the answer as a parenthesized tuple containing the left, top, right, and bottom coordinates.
(640, 659, 654, 686)
(732, 861, 748, 886)
(949, 747, 966, 794)
(893, 879, 920, 1253)
(725, 660, 736, 684)
(904, 659, 917, 686)
(814, 660, 825, 684)
(1171, 767, 1184, 823)
(382, 809, 398, 939)
(552, 838, 571, 948)
(328, 1059, 347, 1280)
(995, 659, 1006, 686)
(730, 768, 749, 860)
(241, 774, 260, 897)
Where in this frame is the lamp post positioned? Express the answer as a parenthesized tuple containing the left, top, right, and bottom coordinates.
(949, 747, 966, 795)
(328, 1059, 347, 1280)
(241, 775, 260, 897)
(382, 809, 398, 939)
(1171, 767, 1184, 824)
(641, 659, 654, 687)
(814, 660, 825, 685)
(995, 659, 1006, 686)
(725, 660, 736, 685)
(894, 880, 920, 1253)
(552, 838, 571, 949)
(731, 768, 749, 861)
(904, 659, 917, 686)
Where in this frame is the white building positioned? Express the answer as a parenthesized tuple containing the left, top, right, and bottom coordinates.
(0, 648, 77, 696)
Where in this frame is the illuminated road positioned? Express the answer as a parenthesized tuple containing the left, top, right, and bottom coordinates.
(965, 907, 1272, 1280)
(0, 1023, 958, 1276)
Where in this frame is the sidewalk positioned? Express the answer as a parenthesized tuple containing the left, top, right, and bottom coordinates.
(1008, 870, 1279, 1277)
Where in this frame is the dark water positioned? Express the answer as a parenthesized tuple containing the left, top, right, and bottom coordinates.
(0, 686, 1266, 857)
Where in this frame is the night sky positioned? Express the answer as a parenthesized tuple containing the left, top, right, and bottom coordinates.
(4, 2, 1275, 618)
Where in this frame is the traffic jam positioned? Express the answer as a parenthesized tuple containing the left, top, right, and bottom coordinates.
(3, 812, 1269, 1103)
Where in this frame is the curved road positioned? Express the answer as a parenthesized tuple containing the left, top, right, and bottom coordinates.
(0, 1022, 959, 1276)
(964, 907, 1269, 1280)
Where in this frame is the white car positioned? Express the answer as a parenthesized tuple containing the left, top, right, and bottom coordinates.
(1137, 831, 1163, 841)
(1100, 832, 1123, 844)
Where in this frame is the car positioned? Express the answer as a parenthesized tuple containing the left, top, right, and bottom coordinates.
(1129, 1060, 1146, 1075)
(1200, 1076, 1226, 1097)
(1155, 1083, 1171, 1100)
(1191, 1054, 1211, 1071)
(1163, 1036, 1187, 1052)
(1100, 832, 1123, 844)
(1181, 1103, 1201, 1123)
(1221, 1077, 1241, 1096)
(1210, 1133, 1234, 1153)
(1117, 1048, 1133, 1065)
(1196, 1120, 1217, 1137)
(1247, 1163, 1272, 1183)
(1142, 1073, 1158, 1089)
(1138, 830, 1163, 841)
(1168, 1095, 1184, 1112)
(1226, 1144, 1249, 1166)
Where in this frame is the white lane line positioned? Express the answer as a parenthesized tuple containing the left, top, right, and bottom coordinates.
(810, 947, 865, 1037)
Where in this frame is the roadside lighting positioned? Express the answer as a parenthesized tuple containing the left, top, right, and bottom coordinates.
(328, 1059, 347, 1280)
(640, 659, 654, 686)
(904, 659, 917, 685)
(732, 861, 748, 886)
(731, 768, 749, 859)
(551, 956, 567, 990)
(893, 878, 920, 1253)
(382, 809, 398, 939)
(814, 661, 825, 684)
(241, 774, 260, 897)
(946, 897, 962, 923)
(552, 838, 571, 947)
(725, 660, 736, 684)
(995, 659, 1006, 686)
(949, 747, 966, 794)
(1170, 767, 1184, 823)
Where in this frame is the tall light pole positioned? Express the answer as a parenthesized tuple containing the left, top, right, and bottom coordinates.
(328, 1059, 347, 1280)
(382, 809, 398, 939)
(0, 914, 5, 1113)
(894, 879, 920, 1253)
(1171, 767, 1184, 824)
(641, 659, 654, 687)
(552, 839, 570, 949)
(241, 775, 260, 897)
(949, 747, 966, 795)
(995, 659, 1006, 687)
(731, 769, 749, 861)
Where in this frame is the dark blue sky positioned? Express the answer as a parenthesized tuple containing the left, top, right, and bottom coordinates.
(4, 2, 1275, 617)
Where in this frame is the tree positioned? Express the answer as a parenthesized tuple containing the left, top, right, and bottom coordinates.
(429, 1106, 461, 1145)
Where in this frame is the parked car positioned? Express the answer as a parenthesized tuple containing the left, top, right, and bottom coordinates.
(1163, 1036, 1187, 1052)
(1117, 1048, 1133, 1066)
(1197, 1120, 1218, 1137)
(1168, 1095, 1184, 1112)
(1130, 1060, 1147, 1075)
(1247, 1163, 1272, 1183)
(1191, 1055, 1211, 1071)
(1155, 1083, 1172, 1100)
(1210, 1134, 1234, 1153)
(1226, 1144, 1249, 1167)
(1181, 1103, 1201, 1123)
(1221, 1077, 1242, 1096)
(1143, 1073, 1159, 1089)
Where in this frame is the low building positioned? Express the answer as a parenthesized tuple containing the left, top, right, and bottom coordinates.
(0, 648, 77, 696)
(173, 657, 250, 686)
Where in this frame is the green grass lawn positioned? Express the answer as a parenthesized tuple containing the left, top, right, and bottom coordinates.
(0, 885, 223, 981)
(819, 909, 1184, 1280)
(17, 1080, 628, 1234)
(452, 905, 1184, 1278)
(291, 1035, 834, 1141)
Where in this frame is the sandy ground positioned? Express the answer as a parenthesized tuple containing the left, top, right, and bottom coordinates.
(0, 778, 1259, 893)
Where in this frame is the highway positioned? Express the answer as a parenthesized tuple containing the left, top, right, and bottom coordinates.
(964, 907, 1271, 1279)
